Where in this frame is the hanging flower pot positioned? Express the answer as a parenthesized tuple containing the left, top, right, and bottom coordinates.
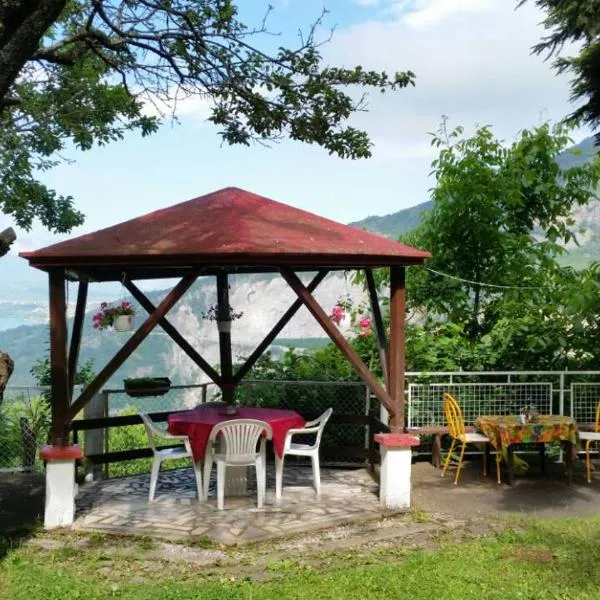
(202, 303, 243, 333)
(358, 316, 372, 337)
(330, 294, 353, 326)
(330, 305, 346, 325)
(92, 301, 136, 332)
(113, 314, 134, 332)
(124, 377, 171, 398)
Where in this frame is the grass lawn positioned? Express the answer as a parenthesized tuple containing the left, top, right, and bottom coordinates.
(1, 516, 600, 599)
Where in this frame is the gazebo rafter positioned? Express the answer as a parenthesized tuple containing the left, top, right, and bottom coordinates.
(365, 268, 390, 392)
(280, 268, 398, 419)
(67, 272, 200, 424)
(125, 279, 223, 386)
(233, 270, 328, 384)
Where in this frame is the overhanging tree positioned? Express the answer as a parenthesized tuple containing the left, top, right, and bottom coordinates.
(0, 0, 415, 233)
(521, 0, 600, 133)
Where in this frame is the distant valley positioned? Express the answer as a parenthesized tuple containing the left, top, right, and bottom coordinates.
(0, 272, 367, 387)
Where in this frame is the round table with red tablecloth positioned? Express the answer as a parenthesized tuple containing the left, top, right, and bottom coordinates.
(168, 405, 305, 496)
(168, 405, 305, 462)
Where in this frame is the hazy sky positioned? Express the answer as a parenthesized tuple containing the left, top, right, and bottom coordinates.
(1, 0, 589, 290)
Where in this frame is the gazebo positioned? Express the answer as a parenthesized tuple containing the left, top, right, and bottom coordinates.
(20, 187, 430, 527)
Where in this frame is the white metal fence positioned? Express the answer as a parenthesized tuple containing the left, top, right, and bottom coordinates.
(571, 383, 600, 424)
(404, 371, 600, 429)
(408, 381, 553, 428)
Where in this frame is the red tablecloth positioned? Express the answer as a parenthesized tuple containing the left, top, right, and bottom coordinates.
(167, 405, 305, 462)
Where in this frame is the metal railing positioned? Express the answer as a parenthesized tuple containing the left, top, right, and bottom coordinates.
(3, 370, 600, 475)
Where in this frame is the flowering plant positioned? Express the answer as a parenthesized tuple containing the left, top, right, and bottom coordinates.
(330, 294, 353, 324)
(202, 304, 243, 322)
(358, 316, 372, 337)
(92, 301, 136, 330)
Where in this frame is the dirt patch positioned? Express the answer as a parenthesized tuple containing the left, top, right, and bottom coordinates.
(503, 545, 556, 564)
(23, 511, 508, 582)
(0, 473, 44, 535)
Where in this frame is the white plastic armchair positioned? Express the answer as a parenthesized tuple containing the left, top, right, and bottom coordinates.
(139, 413, 203, 502)
(275, 407, 333, 499)
(202, 419, 272, 510)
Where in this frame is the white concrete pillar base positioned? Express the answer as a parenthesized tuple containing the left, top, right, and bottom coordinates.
(39, 445, 82, 529)
(375, 433, 420, 510)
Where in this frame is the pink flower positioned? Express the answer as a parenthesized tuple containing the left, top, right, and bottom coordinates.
(92, 300, 135, 330)
(358, 315, 372, 337)
(330, 305, 345, 325)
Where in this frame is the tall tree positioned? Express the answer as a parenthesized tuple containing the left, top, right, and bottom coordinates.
(405, 120, 600, 341)
(0, 0, 414, 233)
(521, 0, 600, 131)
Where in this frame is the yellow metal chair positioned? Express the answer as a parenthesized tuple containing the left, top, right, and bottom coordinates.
(579, 401, 600, 483)
(442, 393, 499, 485)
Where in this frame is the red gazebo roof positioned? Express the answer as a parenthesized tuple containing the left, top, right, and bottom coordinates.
(21, 187, 430, 279)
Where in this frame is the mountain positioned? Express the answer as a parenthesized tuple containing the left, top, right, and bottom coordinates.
(0, 272, 367, 387)
(350, 201, 433, 239)
(351, 137, 600, 270)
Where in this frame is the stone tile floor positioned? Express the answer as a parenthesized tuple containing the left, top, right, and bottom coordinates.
(74, 465, 388, 545)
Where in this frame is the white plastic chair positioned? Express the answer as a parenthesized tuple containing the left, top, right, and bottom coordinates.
(202, 419, 272, 510)
(275, 407, 333, 499)
(139, 413, 203, 502)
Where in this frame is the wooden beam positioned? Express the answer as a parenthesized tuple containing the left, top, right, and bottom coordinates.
(365, 269, 389, 391)
(125, 280, 222, 386)
(68, 273, 198, 420)
(389, 267, 406, 431)
(49, 269, 70, 444)
(216, 272, 234, 403)
(280, 269, 396, 418)
(68, 280, 88, 398)
(234, 270, 328, 383)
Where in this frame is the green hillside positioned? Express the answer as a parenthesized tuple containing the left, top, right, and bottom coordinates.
(350, 137, 600, 269)
(349, 200, 432, 239)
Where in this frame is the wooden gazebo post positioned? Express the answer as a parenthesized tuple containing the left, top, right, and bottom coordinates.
(41, 268, 83, 529)
(388, 267, 406, 432)
(216, 272, 234, 404)
(48, 268, 70, 445)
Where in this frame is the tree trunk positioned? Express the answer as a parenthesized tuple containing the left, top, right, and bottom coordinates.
(0, 350, 14, 408)
(0, 0, 67, 107)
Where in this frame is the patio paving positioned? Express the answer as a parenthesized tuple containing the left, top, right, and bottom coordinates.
(74, 465, 388, 544)
(412, 455, 600, 518)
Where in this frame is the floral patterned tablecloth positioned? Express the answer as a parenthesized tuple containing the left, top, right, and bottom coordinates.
(476, 415, 580, 453)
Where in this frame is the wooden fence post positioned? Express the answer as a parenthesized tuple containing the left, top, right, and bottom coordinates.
(20, 417, 36, 472)
(84, 391, 108, 481)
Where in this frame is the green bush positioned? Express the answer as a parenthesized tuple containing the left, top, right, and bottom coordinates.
(0, 395, 50, 471)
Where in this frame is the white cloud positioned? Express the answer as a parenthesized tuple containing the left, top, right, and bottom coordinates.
(141, 92, 213, 127)
(324, 0, 585, 164)
(354, 0, 379, 6)
(392, 0, 493, 28)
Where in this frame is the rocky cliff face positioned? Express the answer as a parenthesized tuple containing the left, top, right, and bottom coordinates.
(160, 272, 368, 385)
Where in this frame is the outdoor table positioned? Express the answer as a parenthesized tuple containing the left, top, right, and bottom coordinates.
(476, 415, 579, 485)
(167, 405, 305, 495)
